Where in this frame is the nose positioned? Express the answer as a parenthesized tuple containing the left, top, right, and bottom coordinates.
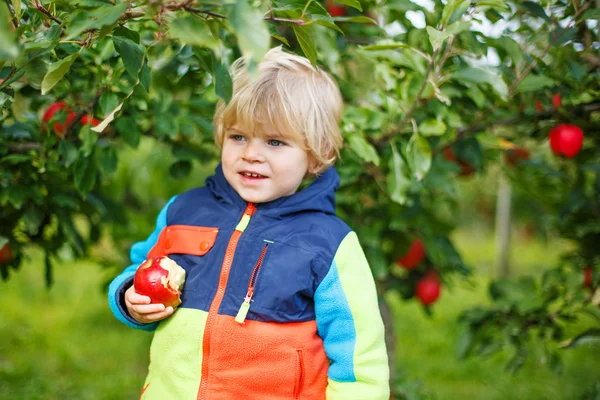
(242, 138, 265, 162)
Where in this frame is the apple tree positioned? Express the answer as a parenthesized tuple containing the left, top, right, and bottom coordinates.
(1, 0, 599, 398)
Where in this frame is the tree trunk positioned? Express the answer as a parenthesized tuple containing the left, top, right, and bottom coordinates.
(495, 175, 512, 278)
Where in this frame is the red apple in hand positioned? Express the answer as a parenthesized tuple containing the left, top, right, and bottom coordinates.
(134, 256, 186, 308)
(549, 124, 583, 158)
(416, 272, 441, 306)
(395, 239, 425, 270)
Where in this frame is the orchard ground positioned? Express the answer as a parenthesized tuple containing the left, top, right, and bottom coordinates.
(0, 224, 597, 400)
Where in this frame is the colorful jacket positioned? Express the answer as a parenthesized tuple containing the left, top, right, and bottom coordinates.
(108, 164, 389, 400)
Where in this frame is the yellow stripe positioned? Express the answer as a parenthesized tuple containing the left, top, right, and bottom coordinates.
(235, 214, 251, 232)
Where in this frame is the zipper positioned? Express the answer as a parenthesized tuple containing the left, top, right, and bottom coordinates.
(197, 203, 256, 400)
(294, 349, 304, 399)
(234, 241, 271, 324)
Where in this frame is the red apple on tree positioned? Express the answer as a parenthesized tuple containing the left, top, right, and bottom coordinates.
(42, 101, 76, 138)
(80, 114, 101, 127)
(503, 147, 530, 166)
(549, 124, 584, 158)
(395, 239, 425, 270)
(416, 271, 441, 306)
(0, 242, 13, 264)
(583, 267, 594, 289)
(443, 146, 474, 177)
(552, 93, 561, 109)
(326, 0, 345, 17)
(134, 256, 186, 308)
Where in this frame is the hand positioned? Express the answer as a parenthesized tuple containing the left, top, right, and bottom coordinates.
(124, 285, 176, 324)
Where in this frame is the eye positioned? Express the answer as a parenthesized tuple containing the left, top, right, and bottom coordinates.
(267, 139, 285, 147)
(230, 134, 245, 142)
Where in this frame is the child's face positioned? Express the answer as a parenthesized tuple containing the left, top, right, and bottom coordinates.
(221, 121, 313, 204)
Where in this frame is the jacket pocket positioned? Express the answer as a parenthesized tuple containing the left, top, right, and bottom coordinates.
(148, 225, 218, 258)
(294, 349, 305, 399)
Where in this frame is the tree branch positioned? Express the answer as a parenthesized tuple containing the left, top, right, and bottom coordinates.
(4, 0, 19, 28)
(30, 0, 62, 25)
(457, 102, 600, 137)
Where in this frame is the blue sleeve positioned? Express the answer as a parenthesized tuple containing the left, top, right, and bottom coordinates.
(107, 196, 177, 330)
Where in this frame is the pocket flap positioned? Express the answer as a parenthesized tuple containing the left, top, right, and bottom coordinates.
(148, 225, 218, 258)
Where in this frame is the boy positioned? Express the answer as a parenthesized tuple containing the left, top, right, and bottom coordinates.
(108, 46, 390, 400)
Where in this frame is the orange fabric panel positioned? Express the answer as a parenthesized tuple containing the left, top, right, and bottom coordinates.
(147, 225, 218, 259)
(205, 315, 328, 400)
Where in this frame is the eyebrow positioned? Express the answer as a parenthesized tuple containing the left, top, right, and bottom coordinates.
(229, 127, 287, 140)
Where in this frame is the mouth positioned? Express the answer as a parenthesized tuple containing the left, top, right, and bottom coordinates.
(239, 171, 268, 179)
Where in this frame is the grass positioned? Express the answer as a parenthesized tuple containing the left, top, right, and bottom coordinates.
(0, 229, 598, 399)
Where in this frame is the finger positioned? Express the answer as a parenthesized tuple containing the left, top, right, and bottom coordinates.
(130, 303, 167, 315)
(135, 306, 175, 323)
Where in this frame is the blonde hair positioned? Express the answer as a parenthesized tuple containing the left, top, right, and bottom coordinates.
(213, 46, 343, 172)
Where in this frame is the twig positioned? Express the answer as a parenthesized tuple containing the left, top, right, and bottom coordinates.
(372, 46, 441, 147)
(64, 91, 104, 138)
(31, 0, 62, 25)
(7, 143, 43, 153)
(4, 0, 19, 28)
(264, 15, 305, 25)
(457, 102, 600, 137)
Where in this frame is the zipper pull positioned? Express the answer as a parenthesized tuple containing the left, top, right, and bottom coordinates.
(235, 294, 252, 324)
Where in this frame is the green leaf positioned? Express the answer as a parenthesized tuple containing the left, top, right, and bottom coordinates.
(293, 25, 317, 66)
(456, 328, 475, 359)
(330, 0, 362, 11)
(59, 140, 78, 167)
(79, 125, 98, 157)
(521, 1, 550, 22)
(215, 62, 233, 103)
(361, 41, 411, 51)
(426, 27, 452, 51)
(387, 143, 411, 205)
(59, 214, 85, 256)
(560, 329, 600, 349)
(73, 155, 97, 195)
(476, 0, 509, 11)
(115, 116, 140, 148)
(99, 92, 119, 117)
(581, 8, 600, 20)
(441, 0, 470, 26)
(489, 36, 523, 66)
(96, 145, 117, 175)
(41, 53, 78, 95)
(348, 135, 380, 166)
(0, 4, 19, 61)
(451, 67, 508, 99)
(113, 35, 145, 79)
(64, 3, 128, 40)
(384, 0, 424, 12)
(332, 16, 377, 24)
(229, 0, 270, 67)
(407, 132, 431, 181)
(418, 119, 447, 136)
(12, 0, 21, 20)
(515, 74, 555, 93)
(169, 15, 220, 51)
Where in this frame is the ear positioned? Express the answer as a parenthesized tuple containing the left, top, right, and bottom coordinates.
(307, 157, 321, 175)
